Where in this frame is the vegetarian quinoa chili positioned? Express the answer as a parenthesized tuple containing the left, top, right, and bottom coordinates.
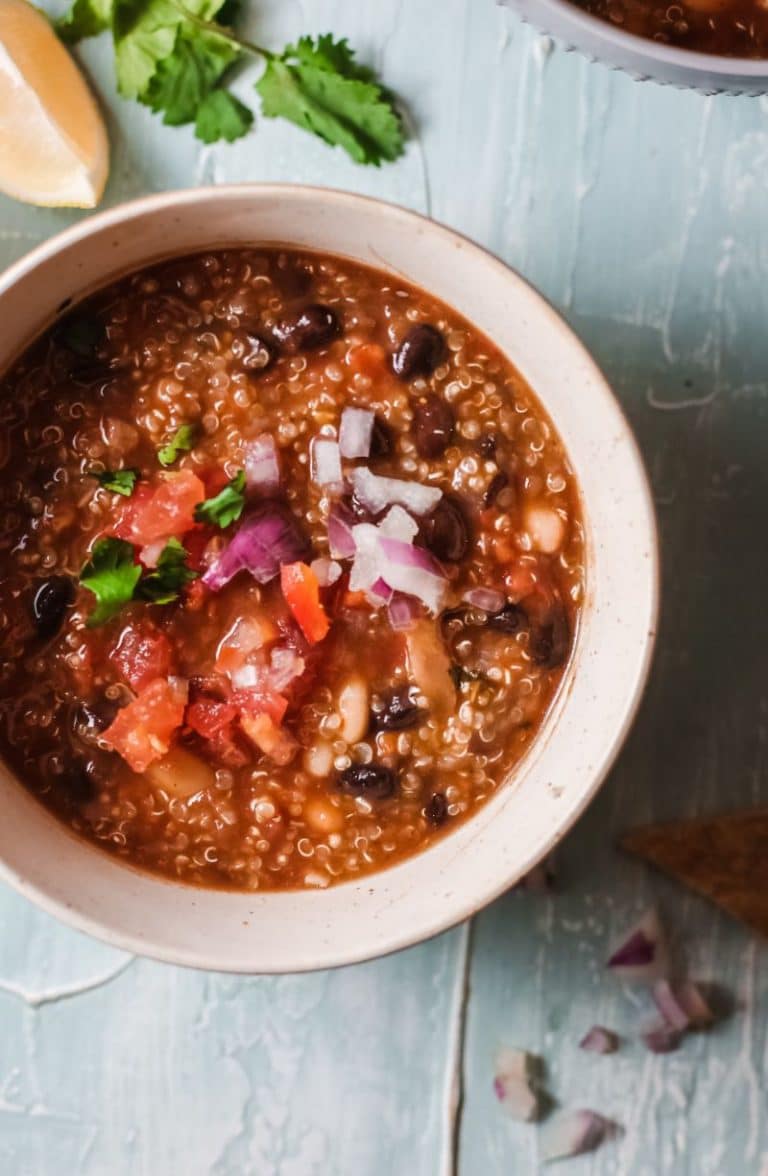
(571, 0, 768, 57)
(0, 248, 584, 891)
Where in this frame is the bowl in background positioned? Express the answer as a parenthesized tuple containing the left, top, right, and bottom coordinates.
(0, 185, 658, 972)
(504, 0, 768, 93)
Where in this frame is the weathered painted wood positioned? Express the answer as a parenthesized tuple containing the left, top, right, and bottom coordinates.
(2, 0, 768, 1171)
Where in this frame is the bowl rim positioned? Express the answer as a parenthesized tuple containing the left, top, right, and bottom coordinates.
(0, 184, 660, 971)
(512, 0, 768, 79)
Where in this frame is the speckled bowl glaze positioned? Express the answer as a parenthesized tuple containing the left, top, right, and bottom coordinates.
(504, 0, 768, 93)
(0, 186, 658, 972)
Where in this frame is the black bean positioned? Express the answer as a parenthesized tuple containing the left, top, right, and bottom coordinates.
(425, 792, 449, 827)
(235, 330, 275, 373)
(338, 763, 396, 800)
(487, 602, 527, 634)
(419, 496, 470, 563)
(371, 688, 421, 732)
(61, 760, 99, 805)
(478, 433, 498, 458)
(411, 393, 455, 459)
(483, 471, 509, 509)
(274, 304, 340, 352)
(32, 576, 75, 640)
(70, 699, 119, 746)
(530, 605, 570, 669)
(369, 416, 393, 459)
(392, 324, 446, 381)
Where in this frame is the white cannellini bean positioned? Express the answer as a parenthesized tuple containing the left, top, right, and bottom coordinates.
(524, 504, 566, 554)
(144, 746, 216, 799)
(337, 675, 369, 744)
(304, 796, 344, 835)
(303, 741, 334, 779)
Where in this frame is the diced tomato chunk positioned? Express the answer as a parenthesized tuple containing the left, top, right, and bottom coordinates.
(111, 470, 205, 546)
(112, 623, 172, 693)
(232, 688, 288, 725)
(215, 615, 278, 674)
(240, 712, 297, 765)
(102, 677, 188, 773)
(280, 562, 330, 644)
(186, 698, 238, 740)
(200, 466, 231, 497)
(181, 524, 216, 572)
(346, 343, 388, 379)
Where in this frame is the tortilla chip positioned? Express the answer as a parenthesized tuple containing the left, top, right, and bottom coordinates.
(619, 811, 768, 937)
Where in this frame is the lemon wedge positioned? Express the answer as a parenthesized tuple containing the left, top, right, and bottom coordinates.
(0, 0, 108, 207)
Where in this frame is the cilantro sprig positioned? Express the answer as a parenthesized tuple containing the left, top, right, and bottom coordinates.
(158, 423, 198, 467)
(56, 2, 404, 160)
(80, 538, 143, 627)
(79, 536, 197, 625)
(92, 468, 139, 496)
(138, 538, 199, 603)
(194, 469, 245, 528)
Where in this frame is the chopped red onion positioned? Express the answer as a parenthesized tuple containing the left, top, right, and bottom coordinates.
(310, 557, 342, 587)
(368, 576, 393, 604)
(311, 437, 343, 492)
(350, 467, 442, 517)
(493, 1048, 539, 1122)
(379, 505, 418, 543)
(202, 506, 310, 591)
(229, 663, 263, 690)
(388, 593, 418, 630)
(607, 908, 669, 983)
(268, 646, 306, 692)
(349, 523, 382, 593)
(642, 1020, 683, 1054)
(140, 538, 167, 569)
(653, 979, 690, 1032)
(244, 434, 280, 494)
(463, 586, 506, 613)
(541, 1110, 615, 1161)
(676, 980, 715, 1028)
(579, 1026, 619, 1055)
(328, 506, 356, 560)
(339, 406, 374, 459)
(377, 535, 447, 614)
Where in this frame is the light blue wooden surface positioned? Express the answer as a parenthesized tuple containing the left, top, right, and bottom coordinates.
(2, 1, 768, 1172)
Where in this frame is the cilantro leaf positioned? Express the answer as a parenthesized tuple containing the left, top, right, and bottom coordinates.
(194, 470, 245, 528)
(92, 468, 139, 496)
(158, 423, 198, 467)
(138, 538, 198, 603)
(195, 88, 253, 143)
(255, 36, 404, 165)
(80, 538, 142, 627)
(57, 0, 113, 42)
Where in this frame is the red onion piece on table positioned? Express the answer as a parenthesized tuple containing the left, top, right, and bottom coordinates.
(202, 506, 310, 590)
(328, 506, 356, 559)
(541, 1110, 616, 1161)
(339, 406, 374, 459)
(493, 1047, 539, 1122)
(350, 466, 442, 516)
(607, 908, 669, 983)
(463, 586, 506, 613)
(310, 437, 343, 491)
(676, 980, 715, 1028)
(579, 1026, 619, 1055)
(652, 979, 691, 1032)
(244, 434, 280, 494)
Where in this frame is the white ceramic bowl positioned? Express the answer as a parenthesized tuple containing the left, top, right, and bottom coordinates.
(0, 186, 658, 972)
(505, 0, 768, 93)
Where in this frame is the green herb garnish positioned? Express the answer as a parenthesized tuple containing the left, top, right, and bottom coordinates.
(194, 469, 245, 528)
(56, 3, 404, 160)
(158, 423, 198, 467)
(79, 538, 142, 627)
(92, 468, 139, 496)
(138, 538, 198, 604)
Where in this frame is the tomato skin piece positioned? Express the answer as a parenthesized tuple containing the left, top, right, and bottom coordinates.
(112, 623, 172, 693)
(111, 471, 205, 546)
(280, 562, 330, 644)
(185, 698, 238, 740)
(102, 677, 188, 773)
(231, 688, 288, 725)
